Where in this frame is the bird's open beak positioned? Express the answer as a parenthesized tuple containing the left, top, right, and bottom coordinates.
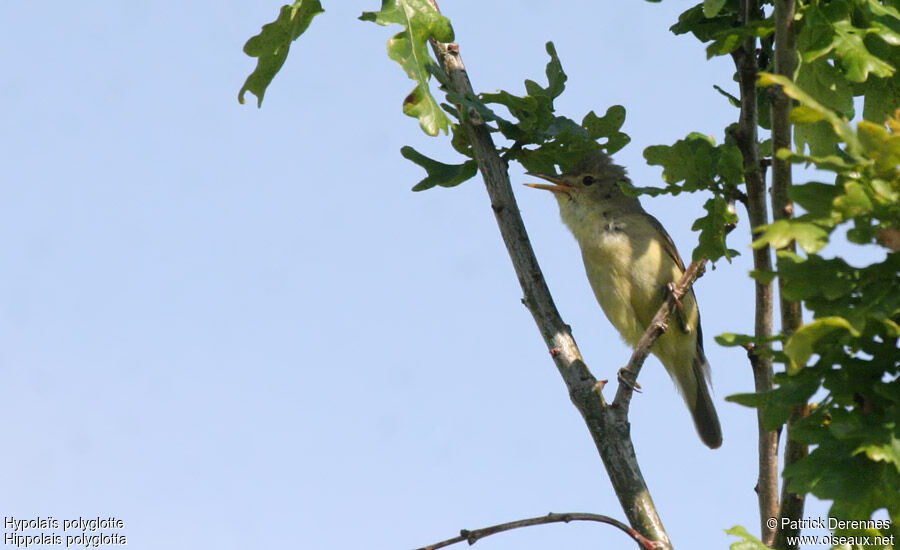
(524, 172, 572, 194)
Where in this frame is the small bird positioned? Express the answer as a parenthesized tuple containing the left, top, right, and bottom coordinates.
(526, 151, 722, 449)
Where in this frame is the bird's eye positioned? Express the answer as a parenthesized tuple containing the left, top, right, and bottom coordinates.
(582, 175, 596, 186)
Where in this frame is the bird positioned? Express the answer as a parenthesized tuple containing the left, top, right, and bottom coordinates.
(525, 150, 722, 449)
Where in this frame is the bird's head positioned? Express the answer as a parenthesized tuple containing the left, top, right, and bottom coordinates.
(525, 151, 640, 218)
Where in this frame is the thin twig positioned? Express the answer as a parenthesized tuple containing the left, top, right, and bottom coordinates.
(613, 259, 707, 411)
(414, 512, 663, 550)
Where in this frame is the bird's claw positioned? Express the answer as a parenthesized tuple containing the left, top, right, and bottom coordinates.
(617, 367, 642, 392)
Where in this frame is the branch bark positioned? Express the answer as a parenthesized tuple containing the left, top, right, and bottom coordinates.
(730, 0, 779, 544)
(423, 2, 675, 547)
(769, 1, 807, 547)
(414, 512, 663, 550)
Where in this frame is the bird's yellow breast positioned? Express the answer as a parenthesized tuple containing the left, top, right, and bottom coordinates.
(566, 211, 690, 345)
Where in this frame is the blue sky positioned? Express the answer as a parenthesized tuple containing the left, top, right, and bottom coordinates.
(1, 1, 842, 548)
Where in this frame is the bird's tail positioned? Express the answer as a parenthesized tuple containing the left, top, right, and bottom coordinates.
(688, 355, 723, 449)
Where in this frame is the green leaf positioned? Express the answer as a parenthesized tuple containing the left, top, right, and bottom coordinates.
(759, 73, 861, 155)
(867, 0, 900, 21)
(725, 391, 788, 430)
(783, 316, 861, 371)
(545, 116, 588, 139)
(789, 181, 843, 218)
(726, 392, 769, 408)
(798, 4, 837, 63)
(704, 0, 728, 17)
(791, 105, 827, 124)
(479, 42, 571, 143)
(542, 42, 567, 99)
(749, 269, 777, 284)
(671, 4, 737, 42)
(401, 146, 478, 191)
(794, 120, 842, 157)
(401, 85, 451, 137)
(729, 377, 818, 429)
(777, 149, 857, 172)
(868, 20, 900, 47)
(784, 441, 900, 521)
(457, 90, 528, 140)
(718, 142, 745, 186)
(644, 133, 743, 192)
(360, 0, 455, 136)
(713, 84, 741, 107)
(798, 4, 896, 82)
(856, 438, 900, 469)
(726, 526, 770, 550)
(239, 1, 325, 107)
(582, 105, 629, 154)
(716, 333, 754, 347)
(449, 122, 474, 157)
(691, 196, 739, 262)
(517, 135, 604, 176)
(795, 58, 854, 115)
(862, 73, 900, 124)
(752, 218, 831, 253)
(830, 19, 895, 82)
(706, 20, 775, 58)
(834, 180, 876, 218)
(618, 179, 667, 198)
(881, 318, 900, 337)
(858, 120, 900, 174)
(777, 253, 857, 302)
(715, 332, 783, 347)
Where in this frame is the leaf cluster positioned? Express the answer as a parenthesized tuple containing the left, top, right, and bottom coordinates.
(754, 74, 900, 253)
(403, 42, 630, 191)
(738, 83, 900, 539)
(668, 0, 900, 541)
(641, 0, 776, 265)
(640, 132, 744, 262)
(793, 0, 900, 155)
(239, 2, 632, 192)
(671, 0, 774, 60)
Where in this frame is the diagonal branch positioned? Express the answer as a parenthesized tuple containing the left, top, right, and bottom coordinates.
(414, 512, 664, 550)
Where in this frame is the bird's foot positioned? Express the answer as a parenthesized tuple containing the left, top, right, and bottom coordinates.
(666, 282, 684, 310)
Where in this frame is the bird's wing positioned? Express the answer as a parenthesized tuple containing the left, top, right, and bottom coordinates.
(645, 214, 695, 334)
(646, 214, 685, 272)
